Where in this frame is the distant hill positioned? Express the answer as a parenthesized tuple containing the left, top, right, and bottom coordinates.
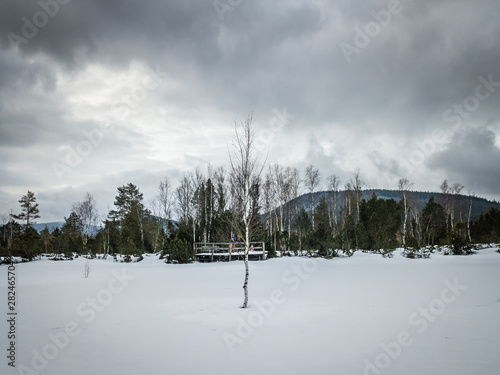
(31, 222, 64, 233)
(31, 218, 177, 234)
(31, 222, 101, 235)
(30, 193, 499, 232)
(291, 189, 500, 221)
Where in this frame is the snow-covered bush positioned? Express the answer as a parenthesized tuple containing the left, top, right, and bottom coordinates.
(113, 254, 143, 263)
(50, 253, 73, 261)
(401, 247, 431, 259)
(381, 249, 394, 258)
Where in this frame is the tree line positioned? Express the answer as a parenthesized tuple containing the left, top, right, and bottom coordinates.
(1, 134, 499, 263)
(2, 174, 499, 263)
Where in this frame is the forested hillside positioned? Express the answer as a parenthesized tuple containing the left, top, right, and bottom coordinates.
(292, 189, 500, 222)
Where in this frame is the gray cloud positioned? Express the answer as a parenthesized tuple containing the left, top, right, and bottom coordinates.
(427, 126, 500, 199)
(1, 0, 499, 221)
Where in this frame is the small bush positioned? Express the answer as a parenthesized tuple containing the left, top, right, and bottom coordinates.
(381, 249, 394, 258)
(164, 237, 195, 264)
(451, 233, 474, 255)
(402, 246, 431, 259)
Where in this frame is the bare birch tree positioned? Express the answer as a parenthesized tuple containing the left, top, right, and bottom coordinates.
(440, 180, 464, 233)
(228, 114, 265, 308)
(304, 165, 321, 230)
(327, 175, 341, 232)
(440, 180, 451, 233)
(467, 191, 475, 243)
(205, 165, 215, 243)
(450, 182, 464, 230)
(284, 167, 299, 246)
(152, 177, 173, 251)
(176, 174, 194, 224)
(191, 168, 205, 245)
(289, 168, 302, 251)
(73, 192, 99, 255)
(262, 171, 275, 241)
(350, 170, 364, 224)
(214, 166, 227, 214)
(158, 178, 174, 229)
(149, 198, 162, 253)
(398, 178, 414, 248)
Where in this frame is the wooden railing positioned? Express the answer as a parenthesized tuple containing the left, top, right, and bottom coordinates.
(194, 242, 266, 262)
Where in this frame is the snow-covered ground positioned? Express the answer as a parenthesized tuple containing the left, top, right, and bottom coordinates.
(1, 248, 500, 375)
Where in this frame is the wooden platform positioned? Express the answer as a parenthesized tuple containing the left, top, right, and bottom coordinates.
(194, 242, 266, 262)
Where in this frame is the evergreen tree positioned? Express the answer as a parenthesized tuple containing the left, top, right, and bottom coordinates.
(40, 226, 52, 253)
(11, 226, 41, 260)
(11, 190, 40, 228)
(165, 237, 195, 264)
(471, 208, 500, 243)
(421, 197, 447, 246)
(294, 208, 311, 252)
(49, 228, 69, 255)
(357, 194, 400, 252)
(62, 212, 83, 253)
(335, 210, 356, 255)
(109, 183, 144, 222)
(309, 197, 334, 256)
(109, 183, 150, 253)
(120, 201, 146, 255)
(0, 220, 22, 254)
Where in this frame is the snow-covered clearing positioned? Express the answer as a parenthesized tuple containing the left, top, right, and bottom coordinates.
(1, 248, 500, 375)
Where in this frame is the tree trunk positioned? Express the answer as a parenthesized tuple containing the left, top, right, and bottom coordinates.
(136, 205, 145, 252)
(402, 194, 407, 248)
(242, 220, 250, 308)
(242, 252, 249, 308)
(192, 220, 196, 250)
(106, 227, 110, 255)
(154, 223, 161, 253)
(467, 197, 473, 243)
(311, 191, 315, 230)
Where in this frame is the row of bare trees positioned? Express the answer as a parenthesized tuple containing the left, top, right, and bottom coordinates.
(397, 177, 477, 251)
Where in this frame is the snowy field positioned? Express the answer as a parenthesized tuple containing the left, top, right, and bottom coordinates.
(1, 248, 500, 375)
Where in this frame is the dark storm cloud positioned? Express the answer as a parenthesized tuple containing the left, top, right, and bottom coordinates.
(427, 126, 500, 198)
(2, 0, 499, 128)
(1, 0, 499, 220)
(0, 0, 221, 69)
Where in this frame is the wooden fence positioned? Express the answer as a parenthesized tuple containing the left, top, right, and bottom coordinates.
(194, 242, 266, 262)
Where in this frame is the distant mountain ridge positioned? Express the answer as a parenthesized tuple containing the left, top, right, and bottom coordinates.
(30, 191, 499, 231)
(31, 219, 176, 234)
(292, 189, 500, 221)
(31, 222, 101, 235)
(31, 222, 64, 233)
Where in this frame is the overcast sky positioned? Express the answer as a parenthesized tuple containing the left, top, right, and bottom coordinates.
(1, 0, 499, 222)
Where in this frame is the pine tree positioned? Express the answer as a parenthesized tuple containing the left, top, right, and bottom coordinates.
(109, 183, 144, 222)
(109, 183, 148, 252)
(11, 226, 40, 260)
(11, 190, 40, 228)
(62, 212, 83, 254)
(422, 197, 447, 246)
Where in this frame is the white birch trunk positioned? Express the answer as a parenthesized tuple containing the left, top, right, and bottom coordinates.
(242, 226, 250, 308)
